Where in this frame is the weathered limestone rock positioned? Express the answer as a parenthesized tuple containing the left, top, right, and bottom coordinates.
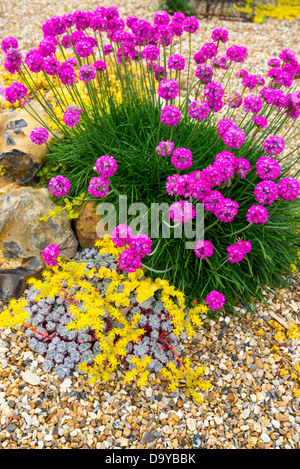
(0, 186, 78, 301)
(74, 201, 105, 249)
(0, 174, 22, 195)
(0, 102, 50, 184)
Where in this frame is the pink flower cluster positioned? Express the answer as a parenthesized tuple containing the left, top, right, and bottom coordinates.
(110, 224, 152, 272)
(226, 240, 252, 263)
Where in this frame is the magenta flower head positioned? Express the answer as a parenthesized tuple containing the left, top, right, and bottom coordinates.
(111, 224, 133, 247)
(43, 56, 60, 76)
(243, 95, 263, 113)
(156, 140, 174, 157)
(203, 191, 224, 214)
(263, 135, 285, 156)
(103, 44, 113, 56)
(158, 79, 179, 101)
(90, 14, 107, 31)
(169, 20, 183, 37)
(170, 201, 196, 223)
(30, 127, 49, 145)
(171, 148, 193, 170)
(277, 177, 300, 201)
(223, 127, 246, 149)
(160, 105, 181, 126)
(215, 198, 239, 223)
(38, 37, 57, 57)
(189, 100, 210, 121)
(279, 49, 296, 63)
(256, 156, 281, 181)
(167, 54, 185, 71)
(226, 243, 246, 263)
(76, 38, 93, 58)
(211, 28, 228, 43)
(78, 64, 96, 82)
(217, 118, 237, 138)
(25, 50, 45, 73)
(215, 150, 236, 167)
(94, 60, 107, 72)
(182, 16, 199, 33)
(194, 240, 214, 259)
(154, 10, 170, 26)
(59, 65, 77, 85)
(63, 109, 81, 127)
(205, 290, 225, 311)
(42, 244, 60, 267)
(195, 65, 213, 83)
(194, 50, 206, 65)
(119, 248, 142, 273)
(201, 42, 218, 60)
(88, 176, 110, 198)
(235, 158, 251, 179)
(4, 82, 28, 104)
(1, 36, 18, 53)
(141, 45, 160, 61)
(172, 12, 186, 24)
(241, 74, 258, 90)
(48, 175, 71, 197)
(246, 205, 269, 224)
(252, 116, 268, 128)
(254, 180, 278, 204)
(129, 234, 152, 257)
(94, 155, 117, 178)
(226, 45, 247, 63)
(268, 58, 281, 68)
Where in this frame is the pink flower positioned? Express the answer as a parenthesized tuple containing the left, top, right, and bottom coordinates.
(111, 224, 133, 247)
(48, 175, 70, 197)
(170, 201, 196, 224)
(42, 244, 60, 267)
(246, 205, 269, 224)
(194, 240, 214, 259)
(205, 290, 225, 310)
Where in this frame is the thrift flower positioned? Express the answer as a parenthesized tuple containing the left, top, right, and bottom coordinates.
(246, 205, 269, 224)
(48, 175, 70, 197)
(205, 290, 225, 310)
(88, 176, 110, 198)
(160, 105, 181, 126)
(94, 155, 117, 178)
(129, 234, 152, 257)
(42, 244, 60, 267)
(277, 177, 300, 201)
(63, 109, 81, 127)
(256, 156, 281, 180)
(171, 148, 193, 170)
(30, 127, 49, 145)
(211, 28, 228, 43)
(254, 181, 278, 204)
(170, 201, 196, 223)
(158, 79, 179, 101)
(119, 248, 142, 273)
(194, 240, 214, 259)
(156, 140, 174, 156)
(111, 224, 133, 247)
(263, 135, 285, 156)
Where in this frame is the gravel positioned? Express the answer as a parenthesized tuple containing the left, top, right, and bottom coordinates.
(0, 0, 300, 451)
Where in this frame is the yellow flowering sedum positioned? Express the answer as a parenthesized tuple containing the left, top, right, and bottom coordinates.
(0, 236, 210, 401)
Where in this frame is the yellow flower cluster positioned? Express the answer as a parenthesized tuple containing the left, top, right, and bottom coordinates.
(160, 358, 212, 403)
(234, 0, 300, 22)
(0, 236, 210, 401)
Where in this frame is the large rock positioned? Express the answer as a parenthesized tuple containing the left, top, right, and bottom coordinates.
(74, 201, 104, 249)
(0, 102, 50, 184)
(0, 186, 78, 301)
